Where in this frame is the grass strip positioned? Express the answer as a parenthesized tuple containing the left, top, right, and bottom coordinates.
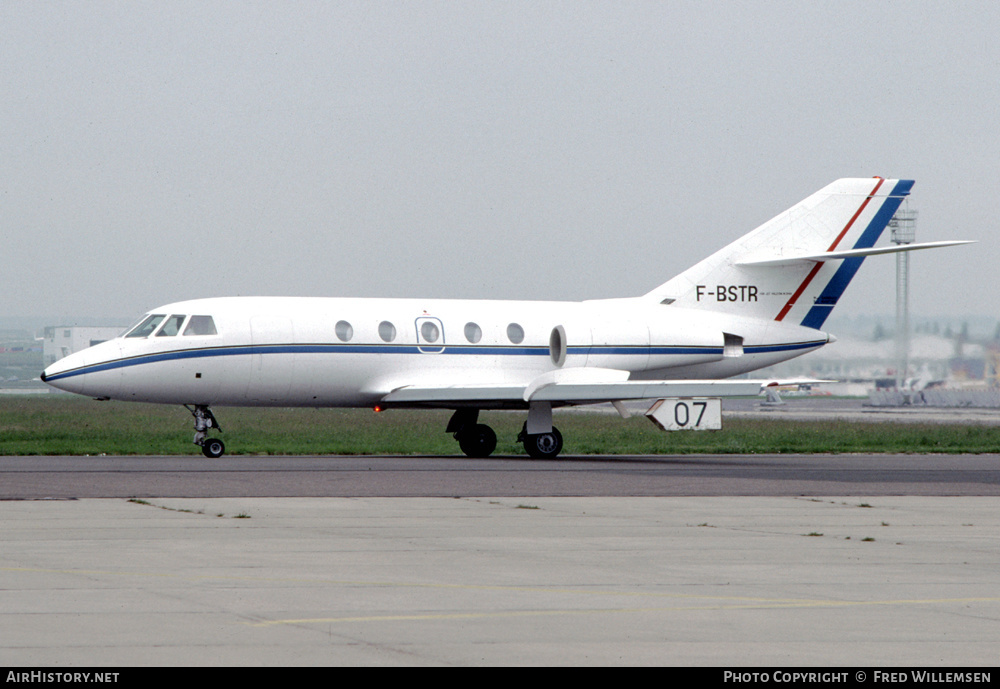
(1, 396, 998, 456)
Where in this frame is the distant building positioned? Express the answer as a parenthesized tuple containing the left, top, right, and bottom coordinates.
(43, 326, 122, 366)
(754, 333, 988, 393)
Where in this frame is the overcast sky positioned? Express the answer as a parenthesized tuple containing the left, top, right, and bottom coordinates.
(3, 1, 997, 325)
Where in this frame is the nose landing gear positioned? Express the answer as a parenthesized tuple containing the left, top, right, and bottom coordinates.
(186, 405, 225, 458)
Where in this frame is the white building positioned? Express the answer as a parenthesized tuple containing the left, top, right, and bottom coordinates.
(43, 326, 123, 367)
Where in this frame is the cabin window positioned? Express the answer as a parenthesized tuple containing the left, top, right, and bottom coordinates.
(378, 321, 396, 342)
(183, 315, 218, 336)
(155, 315, 186, 337)
(506, 323, 524, 344)
(464, 322, 482, 344)
(335, 320, 353, 342)
(125, 314, 165, 338)
(420, 321, 440, 344)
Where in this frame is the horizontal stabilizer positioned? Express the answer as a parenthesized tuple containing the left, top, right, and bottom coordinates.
(736, 240, 976, 267)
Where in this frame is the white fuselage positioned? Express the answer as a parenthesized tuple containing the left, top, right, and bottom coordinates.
(42, 295, 829, 408)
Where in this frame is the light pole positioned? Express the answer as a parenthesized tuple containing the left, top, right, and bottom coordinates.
(890, 206, 917, 390)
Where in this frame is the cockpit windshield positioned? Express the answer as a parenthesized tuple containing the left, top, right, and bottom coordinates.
(123, 314, 218, 338)
(155, 314, 186, 337)
(183, 315, 217, 336)
(124, 314, 165, 338)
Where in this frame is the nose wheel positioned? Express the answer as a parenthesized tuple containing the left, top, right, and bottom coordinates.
(185, 405, 225, 458)
(200, 437, 226, 458)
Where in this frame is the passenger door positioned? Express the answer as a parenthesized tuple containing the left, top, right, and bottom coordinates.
(247, 316, 294, 402)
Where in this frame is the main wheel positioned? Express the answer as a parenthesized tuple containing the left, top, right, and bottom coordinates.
(458, 424, 497, 458)
(523, 427, 563, 459)
(201, 437, 226, 458)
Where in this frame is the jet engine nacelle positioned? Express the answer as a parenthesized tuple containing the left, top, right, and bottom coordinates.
(645, 319, 727, 371)
(549, 319, 726, 373)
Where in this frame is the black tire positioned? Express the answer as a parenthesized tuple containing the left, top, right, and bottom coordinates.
(523, 427, 563, 459)
(458, 424, 497, 458)
(201, 438, 226, 458)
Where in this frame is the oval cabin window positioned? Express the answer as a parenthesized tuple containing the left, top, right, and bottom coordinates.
(378, 321, 396, 342)
(335, 320, 353, 342)
(506, 323, 524, 344)
(464, 322, 482, 344)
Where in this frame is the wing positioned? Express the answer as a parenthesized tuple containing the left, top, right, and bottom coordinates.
(380, 368, 825, 408)
(381, 383, 527, 408)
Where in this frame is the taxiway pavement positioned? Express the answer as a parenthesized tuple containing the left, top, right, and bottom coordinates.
(4, 397, 999, 665)
(2, 495, 998, 666)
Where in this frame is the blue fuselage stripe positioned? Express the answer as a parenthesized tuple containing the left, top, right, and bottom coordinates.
(44, 339, 825, 382)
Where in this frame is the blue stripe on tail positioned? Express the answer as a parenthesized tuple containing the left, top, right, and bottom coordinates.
(799, 179, 914, 329)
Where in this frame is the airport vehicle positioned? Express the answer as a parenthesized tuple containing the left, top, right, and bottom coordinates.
(41, 178, 969, 458)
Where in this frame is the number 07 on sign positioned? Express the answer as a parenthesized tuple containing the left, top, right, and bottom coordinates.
(645, 398, 722, 431)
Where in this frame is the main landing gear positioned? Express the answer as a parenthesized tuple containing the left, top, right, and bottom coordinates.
(448, 409, 497, 458)
(186, 404, 225, 458)
(518, 425, 564, 459)
(448, 408, 564, 459)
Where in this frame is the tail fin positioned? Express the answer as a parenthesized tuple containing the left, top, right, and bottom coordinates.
(645, 177, 913, 329)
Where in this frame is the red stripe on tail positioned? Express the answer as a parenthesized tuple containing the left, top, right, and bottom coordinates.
(774, 177, 885, 322)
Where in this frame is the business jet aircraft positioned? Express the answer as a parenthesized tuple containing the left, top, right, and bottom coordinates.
(41, 177, 970, 458)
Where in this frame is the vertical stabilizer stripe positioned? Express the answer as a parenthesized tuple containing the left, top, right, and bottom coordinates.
(773, 262, 823, 322)
(774, 178, 884, 322)
(827, 177, 885, 251)
(798, 178, 912, 329)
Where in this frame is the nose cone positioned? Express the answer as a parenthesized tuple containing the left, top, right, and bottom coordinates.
(42, 340, 123, 399)
(41, 351, 89, 396)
